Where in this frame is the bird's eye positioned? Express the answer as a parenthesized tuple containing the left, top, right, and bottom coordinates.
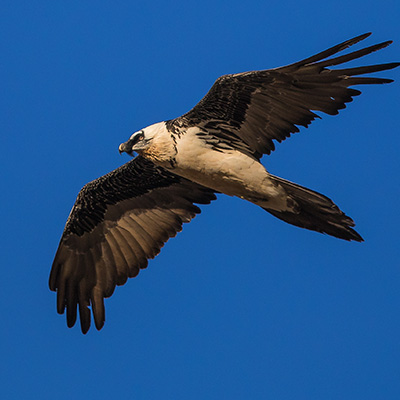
(131, 131, 145, 145)
(136, 130, 145, 142)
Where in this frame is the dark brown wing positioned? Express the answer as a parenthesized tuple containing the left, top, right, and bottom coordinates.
(49, 156, 216, 333)
(167, 33, 399, 158)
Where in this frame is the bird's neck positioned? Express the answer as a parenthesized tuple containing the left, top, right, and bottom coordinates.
(138, 121, 177, 165)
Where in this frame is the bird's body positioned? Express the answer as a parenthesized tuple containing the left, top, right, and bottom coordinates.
(138, 122, 292, 212)
(50, 33, 399, 333)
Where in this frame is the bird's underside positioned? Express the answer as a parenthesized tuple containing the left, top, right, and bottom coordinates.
(50, 33, 399, 333)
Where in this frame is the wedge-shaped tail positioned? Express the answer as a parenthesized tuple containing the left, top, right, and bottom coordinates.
(265, 175, 363, 242)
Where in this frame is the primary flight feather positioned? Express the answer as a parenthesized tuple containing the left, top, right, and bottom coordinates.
(50, 33, 399, 333)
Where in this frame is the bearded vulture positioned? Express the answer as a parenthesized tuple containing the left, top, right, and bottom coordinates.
(50, 33, 399, 333)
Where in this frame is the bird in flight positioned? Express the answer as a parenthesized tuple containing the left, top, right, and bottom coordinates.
(50, 33, 398, 333)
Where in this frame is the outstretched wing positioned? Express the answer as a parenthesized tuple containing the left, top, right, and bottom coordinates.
(167, 33, 399, 158)
(49, 156, 216, 333)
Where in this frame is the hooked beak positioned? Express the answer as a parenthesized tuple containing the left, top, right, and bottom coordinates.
(118, 139, 135, 156)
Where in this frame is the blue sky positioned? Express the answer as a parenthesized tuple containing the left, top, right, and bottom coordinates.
(2, 1, 400, 399)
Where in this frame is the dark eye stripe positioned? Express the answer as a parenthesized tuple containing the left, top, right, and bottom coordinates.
(131, 131, 144, 145)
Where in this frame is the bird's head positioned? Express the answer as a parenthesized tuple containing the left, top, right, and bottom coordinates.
(118, 122, 174, 163)
(118, 129, 153, 156)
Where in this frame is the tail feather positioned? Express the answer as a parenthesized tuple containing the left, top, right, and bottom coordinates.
(265, 175, 363, 242)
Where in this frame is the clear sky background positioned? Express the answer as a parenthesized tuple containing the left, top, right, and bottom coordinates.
(2, 1, 400, 399)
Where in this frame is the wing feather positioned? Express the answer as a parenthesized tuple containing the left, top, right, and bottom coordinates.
(49, 156, 216, 333)
(78, 279, 91, 333)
